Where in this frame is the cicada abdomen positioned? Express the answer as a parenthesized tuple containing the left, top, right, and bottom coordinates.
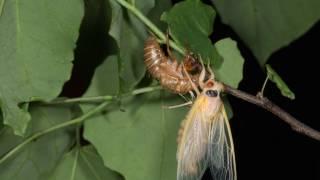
(144, 36, 166, 79)
(143, 36, 202, 94)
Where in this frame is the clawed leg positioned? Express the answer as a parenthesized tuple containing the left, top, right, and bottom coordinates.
(198, 56, 207, 89)
(178, 90, 195, 102)
(179, 89, 195, 102)
(178, 93, 190, 102)
(189, 91, 196, 100)
(162, 101, 193, 109)
(165, 29, 176, 61)
(183, 64, 200, 95)
(206, 58, 215, 80)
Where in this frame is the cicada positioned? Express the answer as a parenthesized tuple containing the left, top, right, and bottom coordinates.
(176, 63, 237, 180)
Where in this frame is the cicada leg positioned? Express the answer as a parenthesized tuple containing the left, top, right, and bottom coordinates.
(165, 30, 176, 62)
(206, 58, 215, 80)
(197, 56, 207, 89)
(162, 101, 193, 109)
(182, 63, 200, 95)
(189, 91, 196, 100)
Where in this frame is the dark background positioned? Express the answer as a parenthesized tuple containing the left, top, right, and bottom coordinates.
(61, 0, 320, 179)
(205, 14, 320, 180)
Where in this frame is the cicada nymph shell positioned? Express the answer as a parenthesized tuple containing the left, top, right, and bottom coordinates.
(144, 36, 202, 94)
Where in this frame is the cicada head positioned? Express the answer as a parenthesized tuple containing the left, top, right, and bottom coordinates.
(198, 79, 224, 116)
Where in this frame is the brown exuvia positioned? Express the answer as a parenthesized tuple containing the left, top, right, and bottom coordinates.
(143, 36, 202, 94)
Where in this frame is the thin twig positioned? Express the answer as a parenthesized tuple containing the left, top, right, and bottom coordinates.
(44, 86, 162, 105)
(223, 84, 320, 141)
(47, 96, 114, 104)
(260, 74, 269, 96)
(115, 0, 185, 55)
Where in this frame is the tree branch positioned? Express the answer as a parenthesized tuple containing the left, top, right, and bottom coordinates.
(223, 84, 320, 141)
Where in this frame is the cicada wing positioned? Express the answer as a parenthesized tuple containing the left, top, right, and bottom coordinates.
(177, 109, 211, 180)
(208, 105, 237, 180)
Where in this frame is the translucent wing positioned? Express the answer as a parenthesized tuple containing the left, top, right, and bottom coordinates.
(208, 105, 237, 180)
(177, 93, 236, 180)
(177, 96, 213, 180)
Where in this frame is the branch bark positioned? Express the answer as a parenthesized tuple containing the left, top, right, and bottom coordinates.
(223, 84, 320, 141)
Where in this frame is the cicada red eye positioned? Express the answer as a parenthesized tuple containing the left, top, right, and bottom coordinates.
(206, 81, 214, 88)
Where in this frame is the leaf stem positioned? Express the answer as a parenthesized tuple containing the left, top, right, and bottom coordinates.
(76, 124, 81, 147)
(260, 74, 269, 97)
(47, 86, 162, 104)
(115, 0, 185, 54)
(48, 96, 114, 104)
(127, 86, 162, 96)
(0, 86, 161, 164)
(70, 148, 80, 180)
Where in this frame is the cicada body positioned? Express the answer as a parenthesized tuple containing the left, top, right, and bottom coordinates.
(144, 36, 237, 179)
(177, 68, 237, 180)
(143, 36, 202, 94)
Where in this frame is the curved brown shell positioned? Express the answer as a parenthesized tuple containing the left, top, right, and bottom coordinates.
(144, 36, 202, 94)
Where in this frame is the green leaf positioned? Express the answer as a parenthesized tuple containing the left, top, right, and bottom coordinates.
(0, 0, 84, 136)
(0, 0, 4, 16)
(0, 105, 74, 180)
(81, 56, 187, 180)
(84, 93, 186, 180)
(108, 0, 155, 92)
(161, 0, 221, 67)
(86, 56, 121, 96)
(148, 0, 172, 32)
(215, 38, 244, 88)
(160, 0, 245, 88)
(266, 64, 295, 100)
(48, 146, 123, 180)
(213, 0, 320, 65)
(0, 110, 3, 130)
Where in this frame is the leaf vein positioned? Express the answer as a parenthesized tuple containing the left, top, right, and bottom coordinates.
(80, 150, 102, 180)
(70, 149, 79, 180)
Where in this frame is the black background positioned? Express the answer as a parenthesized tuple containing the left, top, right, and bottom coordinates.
(205, 13, 320, 180)
(61, 0, 320, 179)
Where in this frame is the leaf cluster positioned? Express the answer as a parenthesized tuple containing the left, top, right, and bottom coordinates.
(1, 0, 319, 179)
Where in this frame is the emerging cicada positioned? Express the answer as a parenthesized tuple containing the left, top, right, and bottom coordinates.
(144, 36, 202, 94)
(176, 62, 237, 180)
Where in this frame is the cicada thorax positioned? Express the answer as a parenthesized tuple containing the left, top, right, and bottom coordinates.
(143, 36, 203, 94)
